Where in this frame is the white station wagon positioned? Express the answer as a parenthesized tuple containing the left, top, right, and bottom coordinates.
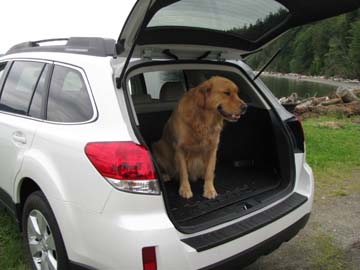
(0, 0, 359, 269)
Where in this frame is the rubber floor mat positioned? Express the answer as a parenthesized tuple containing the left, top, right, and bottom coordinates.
(164, 165, 281, 223)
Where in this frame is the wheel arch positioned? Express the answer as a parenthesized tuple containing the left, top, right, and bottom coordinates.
(16, 177, 42, 230)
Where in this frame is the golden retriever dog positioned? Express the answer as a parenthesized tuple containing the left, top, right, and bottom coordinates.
(152, 76, 247, 199)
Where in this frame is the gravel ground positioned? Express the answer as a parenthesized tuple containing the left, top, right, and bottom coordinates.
(244, 171, 360, 270)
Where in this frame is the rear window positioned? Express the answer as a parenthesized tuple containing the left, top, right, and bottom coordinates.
(148, 0, 289, 41)
(47, 66, 93, 123)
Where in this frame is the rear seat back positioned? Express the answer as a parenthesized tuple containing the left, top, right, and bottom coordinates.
(134, 81, 186, 114)
(160, 82, 186, 101)
(135, 81, 186, 146)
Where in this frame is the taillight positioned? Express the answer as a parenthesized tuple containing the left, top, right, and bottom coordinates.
(85, 142, 160, 194)
(286, 117, 305, 153)
(142, 247, 157, 270)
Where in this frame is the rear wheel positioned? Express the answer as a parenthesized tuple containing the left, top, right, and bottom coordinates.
(22, 191, 69, 270)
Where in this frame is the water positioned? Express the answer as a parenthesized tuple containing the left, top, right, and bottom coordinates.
(261, 75, 337, 98)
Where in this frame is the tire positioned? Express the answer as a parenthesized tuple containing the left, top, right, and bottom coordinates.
(22, 191, 69, 270)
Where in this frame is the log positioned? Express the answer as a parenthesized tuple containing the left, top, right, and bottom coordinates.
(295, 101, 360, 119)
(295, 99, 314, 110)
(279, 92, 298, 104)
(320, 97, 342, 106)
(312, 96, 329, 105)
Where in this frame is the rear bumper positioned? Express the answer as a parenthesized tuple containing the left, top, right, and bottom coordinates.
(201, 213, 310, 270)
(68, 213, 310, 270)
(61, 191, 311, 270)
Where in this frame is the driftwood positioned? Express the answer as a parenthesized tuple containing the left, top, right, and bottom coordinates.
(312, 96, 329, 105)
(296, 101, 360, 119)
(279, 92, 299, 104)
(321, 97, 342, 106)
(295, 99, 314, 111)
(279, 87, 360, 117)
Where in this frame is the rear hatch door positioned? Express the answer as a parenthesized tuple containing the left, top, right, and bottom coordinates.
(117, 0, 360, 59)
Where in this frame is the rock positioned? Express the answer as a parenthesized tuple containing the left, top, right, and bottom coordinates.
(336, 86, 359, 103)
(353, 89, 360, 98)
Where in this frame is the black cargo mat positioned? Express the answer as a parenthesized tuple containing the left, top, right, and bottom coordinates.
(164, 165, 281, 224)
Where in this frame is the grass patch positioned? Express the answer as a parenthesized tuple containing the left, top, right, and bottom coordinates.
(303, 115, 360, 197)
(0, 209, 28, 270)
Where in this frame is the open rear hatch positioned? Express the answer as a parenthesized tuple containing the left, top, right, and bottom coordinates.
(117, 0, 360, 60)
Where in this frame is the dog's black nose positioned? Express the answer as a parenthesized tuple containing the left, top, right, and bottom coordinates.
(241, 104, 248, 115)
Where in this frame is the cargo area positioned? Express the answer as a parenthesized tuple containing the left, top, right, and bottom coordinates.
(126, 63, 295, 233)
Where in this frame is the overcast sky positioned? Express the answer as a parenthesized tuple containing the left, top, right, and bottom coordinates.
(0, 0, 136, 53)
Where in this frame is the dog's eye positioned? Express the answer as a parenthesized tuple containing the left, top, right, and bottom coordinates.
(224, 91, 231, 96)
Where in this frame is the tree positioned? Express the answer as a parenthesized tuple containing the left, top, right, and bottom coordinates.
(244, 11, 360, 79)
(349, 20, 360, 78)
(323, 37, 351, 77)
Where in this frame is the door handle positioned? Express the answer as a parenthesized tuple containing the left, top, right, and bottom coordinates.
(12, 131, 27, 144)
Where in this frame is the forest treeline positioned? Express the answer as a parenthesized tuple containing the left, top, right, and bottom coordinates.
(246, 10, 360, 79)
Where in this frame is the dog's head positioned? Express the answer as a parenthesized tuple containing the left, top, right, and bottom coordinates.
(194, 76, 247, 122)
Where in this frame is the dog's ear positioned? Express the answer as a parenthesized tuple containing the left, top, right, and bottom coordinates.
(194, 80, 212, 108)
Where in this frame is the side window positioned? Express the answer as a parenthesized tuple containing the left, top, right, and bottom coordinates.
(0, 61, 44, 115)
(142, 70, 186, 100)
(28, 64, 50, 118)
(47, 66, 93, 123)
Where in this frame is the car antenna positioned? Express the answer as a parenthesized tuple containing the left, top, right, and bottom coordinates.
(253, 27, 301, 81)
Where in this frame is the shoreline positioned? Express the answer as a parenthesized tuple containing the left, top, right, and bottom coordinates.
(261, 71, 360, 89)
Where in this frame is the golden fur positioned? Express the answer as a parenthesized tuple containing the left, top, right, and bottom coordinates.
(152, 76, 247, 199)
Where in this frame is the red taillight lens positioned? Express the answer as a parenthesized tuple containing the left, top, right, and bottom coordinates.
(85, 142, 160, 194)
(142, 247, 157, 270)
(85, 141, 156, 180)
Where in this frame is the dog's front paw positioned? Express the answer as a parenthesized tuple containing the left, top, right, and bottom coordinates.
(203, 187, 218, 199)
(179, 186, 193, 199)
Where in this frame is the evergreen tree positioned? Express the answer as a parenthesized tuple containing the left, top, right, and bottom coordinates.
(245, 11, 360, 79)
(349, 20, 360, 78)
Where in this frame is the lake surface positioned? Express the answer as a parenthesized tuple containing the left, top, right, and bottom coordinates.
(261, 75, 337, 98)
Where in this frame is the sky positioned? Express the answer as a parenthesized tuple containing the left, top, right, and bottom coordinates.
(0, 0, 136, 53)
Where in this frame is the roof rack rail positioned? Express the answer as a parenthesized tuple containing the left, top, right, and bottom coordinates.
(6, 37, 117, 58)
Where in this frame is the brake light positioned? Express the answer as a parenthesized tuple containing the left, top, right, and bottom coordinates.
(286, 117, 305, 153)
(142, 247, 157, 270)
(85, 142, 160, 194)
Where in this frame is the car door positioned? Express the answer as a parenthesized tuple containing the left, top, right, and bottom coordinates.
(0, 60, 47, 210)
